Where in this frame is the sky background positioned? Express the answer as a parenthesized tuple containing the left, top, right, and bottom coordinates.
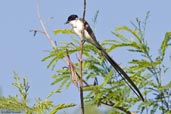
(0, 0, 171, 113)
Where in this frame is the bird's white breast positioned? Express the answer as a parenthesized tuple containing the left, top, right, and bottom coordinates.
(69, 19, 92, 41)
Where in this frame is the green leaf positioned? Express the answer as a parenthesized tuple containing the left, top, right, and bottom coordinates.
(112, 32, 128, 41)
(46, 89, 61, 99)
(53, 29, 75, 35)
(158, 82, 171, 91)
(115, 26, 141, 42)
(33, 100, 53, 112)
(49, 104, 75, 114)
(83, 85, 99, 91)
(160, 32, 171, 61)
(150, 103, 158, 114)
(129, 59, 160, 70)
(101, 69, 114, 87)
(42, 50, 66, 69)
(51, 75, 69, 85)
(41, 51, 59, 62)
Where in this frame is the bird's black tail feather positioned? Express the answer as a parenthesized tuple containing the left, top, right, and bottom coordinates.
(100, 49, 144, 101)
(85, 33, 144, 101)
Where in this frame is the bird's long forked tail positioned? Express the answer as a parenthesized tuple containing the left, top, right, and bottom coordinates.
(100, 49, 144, 101)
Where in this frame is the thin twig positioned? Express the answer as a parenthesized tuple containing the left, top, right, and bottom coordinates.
(66, 49, 78, 87)
(82, 0, 86, 20)
(79, 0, 86, 114)
(36, 0, 56, 48)
(76, 72, 89, 87)
(79, 42, 84, 114)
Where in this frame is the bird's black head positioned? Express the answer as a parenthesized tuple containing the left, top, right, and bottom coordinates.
(65, 14, 78, 24)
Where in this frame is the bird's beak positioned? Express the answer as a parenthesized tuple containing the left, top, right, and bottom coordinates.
(65, 21, 69, 24)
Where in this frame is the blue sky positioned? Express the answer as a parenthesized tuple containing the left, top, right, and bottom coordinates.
(0, 0, 171, 113)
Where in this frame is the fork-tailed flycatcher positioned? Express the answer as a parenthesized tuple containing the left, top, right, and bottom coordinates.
(65, 14, 144, 101)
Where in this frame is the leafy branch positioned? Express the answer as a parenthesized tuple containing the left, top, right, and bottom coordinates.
(0, 73, 75, 114)
(48, 11, 171, 114)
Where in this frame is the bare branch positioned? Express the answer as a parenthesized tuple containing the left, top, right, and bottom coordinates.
(66, 49, 78, 87)
(36, 0, 56, 48)
(82, 0, 86, 21)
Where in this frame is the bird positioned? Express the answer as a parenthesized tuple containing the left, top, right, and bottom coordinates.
(65, 14, 144, 101)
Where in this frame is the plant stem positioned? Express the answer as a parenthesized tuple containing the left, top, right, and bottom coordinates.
(79, 41, 84, 114)
(79, 0, 86, 114)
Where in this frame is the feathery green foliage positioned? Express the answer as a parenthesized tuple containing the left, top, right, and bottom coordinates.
(42, 11, 171, 114)
(49, 104, 75, 114)
(0, 73, 75, 114)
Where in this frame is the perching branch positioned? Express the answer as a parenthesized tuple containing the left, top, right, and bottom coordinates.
(82, 0, 86, 20)
(79, 0, 87, 114)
